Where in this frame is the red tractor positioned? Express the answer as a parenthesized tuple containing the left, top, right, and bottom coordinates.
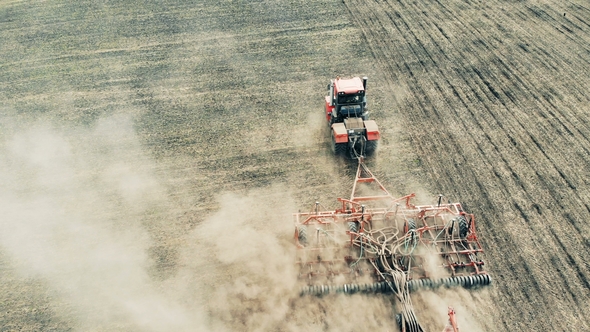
(325, 76, 380, 158)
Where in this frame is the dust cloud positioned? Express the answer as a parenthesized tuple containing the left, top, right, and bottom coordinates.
(289, 106, 327, 148)
(0, 113, 488, 331)
(0, 114, 392, 331)
(176, 186, 401, 331)
(0, 114, 201, 331)
(175, 189, 299, 331)
(413, 287, 489, 332)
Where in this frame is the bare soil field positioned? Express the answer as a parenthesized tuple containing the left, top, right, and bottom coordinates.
(0, 0, 589, 331)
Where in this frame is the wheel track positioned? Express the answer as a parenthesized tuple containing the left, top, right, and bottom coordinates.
(524, 2, 590, 57)
(344, 0, 588, 330)
(433, 5, 590, 275)
(346, 0, 544, 326)
(388, 1, 590, 326)
(414, 0, 590, 309)
(420, 0, 590, 247)
(430, 0, 590, 164)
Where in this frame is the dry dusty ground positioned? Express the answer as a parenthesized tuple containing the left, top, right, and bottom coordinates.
(0, 0, 589, 331)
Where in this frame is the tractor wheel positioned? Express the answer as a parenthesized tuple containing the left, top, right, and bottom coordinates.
(347, 221, 358, 233)
(365, 140, 378, 157)
(447, 219, 454, 237)
(297, 226, 307, 246)
(458, 215, 469, 239)
(331, 132, 347, 156)
(404, 218, 417, 233)
(335, 143, 347, 156)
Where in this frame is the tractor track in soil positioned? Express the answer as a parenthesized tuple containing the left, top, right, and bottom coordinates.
(0, 0, 589, 331)
(344, 0, 590, 330)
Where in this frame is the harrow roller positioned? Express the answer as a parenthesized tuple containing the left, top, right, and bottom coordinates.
(299, 274, 492, 296)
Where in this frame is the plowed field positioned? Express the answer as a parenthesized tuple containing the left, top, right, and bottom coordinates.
(1, 0, 589, 331)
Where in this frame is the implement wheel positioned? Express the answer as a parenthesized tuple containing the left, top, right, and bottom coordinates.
(348, 221, 359, 233)
(297, 226, 307, 246)
(396, 313, 403, 331)
(457, 215, 469, 239)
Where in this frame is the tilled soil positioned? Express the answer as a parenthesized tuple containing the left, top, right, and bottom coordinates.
(343, 0, 590, 330)
(0, 0, 588, 331)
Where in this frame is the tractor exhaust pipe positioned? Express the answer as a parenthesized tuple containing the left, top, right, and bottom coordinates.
(329, 81, 334, 106)
(362, 76, 368, 91)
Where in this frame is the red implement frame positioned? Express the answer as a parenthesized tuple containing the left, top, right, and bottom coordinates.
(442, 307, 459, 332)
(294, 161, 486, 286)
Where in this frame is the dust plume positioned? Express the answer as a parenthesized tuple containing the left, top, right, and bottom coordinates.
(413, 287, 490, 332)
(174, 188, 298, 331)
(0, 113, 448, 331)
(0, 115, 387, 331)
(0, 114, 201, 331)
(290, 104, 328, 148)
(175, 188, 400, 331)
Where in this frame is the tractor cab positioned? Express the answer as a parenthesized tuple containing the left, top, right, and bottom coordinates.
(327, 76, 368, 123)
(325, 76, 379, 158)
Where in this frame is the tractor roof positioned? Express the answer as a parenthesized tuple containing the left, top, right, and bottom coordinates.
(334, 77, 364, 94)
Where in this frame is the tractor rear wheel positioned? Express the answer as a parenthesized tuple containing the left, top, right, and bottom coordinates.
(331, 132, 347, 156)
(365, 140, 378, 157)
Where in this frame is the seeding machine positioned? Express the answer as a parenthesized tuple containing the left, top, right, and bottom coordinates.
(293, 77, 491, 331)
